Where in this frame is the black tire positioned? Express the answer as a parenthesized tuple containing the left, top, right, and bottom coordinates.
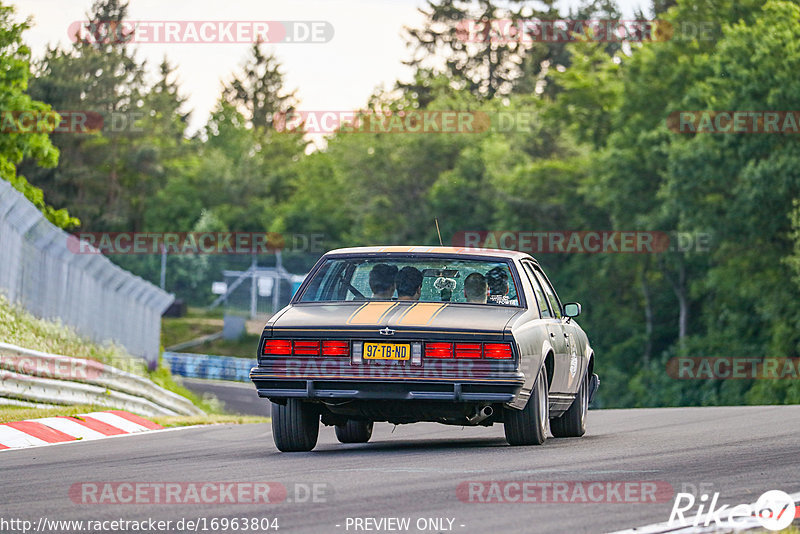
(504, 366, 549, 446)
(271, 400, 319, 452)
(551, 372, 588, 438)
(335, 420, 374, 443)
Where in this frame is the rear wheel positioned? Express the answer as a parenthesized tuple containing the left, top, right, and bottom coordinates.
(550, 372, 588, 438)
(335, 420, 373, 443)
(504, 366, 549, 446)
(271, 400, 319, 452)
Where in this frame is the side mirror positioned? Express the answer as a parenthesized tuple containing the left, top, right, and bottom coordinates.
(563, 302, 581, 318)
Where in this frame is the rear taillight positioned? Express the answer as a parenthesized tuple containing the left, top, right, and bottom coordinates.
(322, 340, 350, 356)
(263, 339, 292, 355)
(454, 343, 482, 359)
(262, 339, 350, 357)
(424, 341, 514, 360)
(425, 342, 453, 358)
(293, 340, 321, 355)
(484, 343, 513, 359)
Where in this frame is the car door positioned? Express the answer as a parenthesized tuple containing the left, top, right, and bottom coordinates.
(534, 265, 583, 394)
(521, 261, 570, 394)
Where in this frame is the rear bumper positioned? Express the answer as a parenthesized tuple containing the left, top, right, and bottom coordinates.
(250, 360, 525, 403)
(251, 377, 523, 402)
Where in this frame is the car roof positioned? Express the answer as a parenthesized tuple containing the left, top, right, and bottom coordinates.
(324, 246, 535, 261)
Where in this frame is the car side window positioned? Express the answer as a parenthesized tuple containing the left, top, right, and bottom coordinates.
(522, 262, 552, 318)
(534, 268, 562, 319)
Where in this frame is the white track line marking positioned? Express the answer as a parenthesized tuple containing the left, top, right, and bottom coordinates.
(0, 425, 49, 448)
(0, 424, 209, 453)
(80, 412, 150, 433)
(35, 417, 108, 440)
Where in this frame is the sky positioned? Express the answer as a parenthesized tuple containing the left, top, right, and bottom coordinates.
(13, 0, 645, 137)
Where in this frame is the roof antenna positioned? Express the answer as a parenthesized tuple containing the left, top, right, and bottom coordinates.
(434, 217, 443, 246)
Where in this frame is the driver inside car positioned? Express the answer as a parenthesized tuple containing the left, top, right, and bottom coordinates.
(368, 263, 398, 299)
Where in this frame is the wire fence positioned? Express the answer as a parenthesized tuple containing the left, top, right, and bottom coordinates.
(0, 180, 173, 367)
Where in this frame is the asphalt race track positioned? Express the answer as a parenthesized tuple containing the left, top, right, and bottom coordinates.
(2, 406, 798, 534)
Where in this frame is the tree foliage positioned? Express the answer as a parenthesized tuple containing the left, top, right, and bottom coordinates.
(0, 1, 77, 228)
(7, 0, 800, 406)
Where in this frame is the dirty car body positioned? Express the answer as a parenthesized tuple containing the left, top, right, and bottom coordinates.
(250, 246, 598, 451)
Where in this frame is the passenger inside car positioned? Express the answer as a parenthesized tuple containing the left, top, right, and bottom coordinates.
(486, 266, 517, 305)
(396, 266, 423, 301)
(368, 263, 398, 299)
(463, 272, 488, 303)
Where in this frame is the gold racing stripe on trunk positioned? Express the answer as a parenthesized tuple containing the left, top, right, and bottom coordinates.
(395, 302, 448, 326)
(346, 302, 399, 325)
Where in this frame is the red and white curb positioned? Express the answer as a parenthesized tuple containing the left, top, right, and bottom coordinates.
(0, 410, 163, 451)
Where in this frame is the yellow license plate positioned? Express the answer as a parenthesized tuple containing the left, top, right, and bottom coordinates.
(363, 343, 410, 360)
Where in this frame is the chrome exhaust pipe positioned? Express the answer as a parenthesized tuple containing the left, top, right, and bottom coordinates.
(466, 405, 494, 425)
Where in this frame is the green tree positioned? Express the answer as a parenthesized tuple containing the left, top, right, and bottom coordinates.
(404, 0, 532, 100)
(222, 43, 296, 130)
(0, 1, 77, 228)
(24, 0, 149, 230)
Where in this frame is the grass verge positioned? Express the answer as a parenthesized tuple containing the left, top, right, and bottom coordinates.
(0, 405, 98, 424)
(161, 307, 261, 357)
(151, 414, 269, 428)
(0, 294, 144, 373)
(172, 334, 260, 358)
(0, 293, 223, 414)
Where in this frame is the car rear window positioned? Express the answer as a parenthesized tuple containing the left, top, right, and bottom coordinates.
(297, 256, 520, 306)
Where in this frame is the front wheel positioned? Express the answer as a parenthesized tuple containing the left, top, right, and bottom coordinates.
(335, 420, 373, 443)
(271, 400, 320, 452)
(504, 366, 549, 446)
(550, 372, 588, 438)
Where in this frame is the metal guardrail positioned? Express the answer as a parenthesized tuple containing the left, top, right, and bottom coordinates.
(0, 179, 173, 365)
(163, 352, 255, 383)
(0, 342, 204, 416)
